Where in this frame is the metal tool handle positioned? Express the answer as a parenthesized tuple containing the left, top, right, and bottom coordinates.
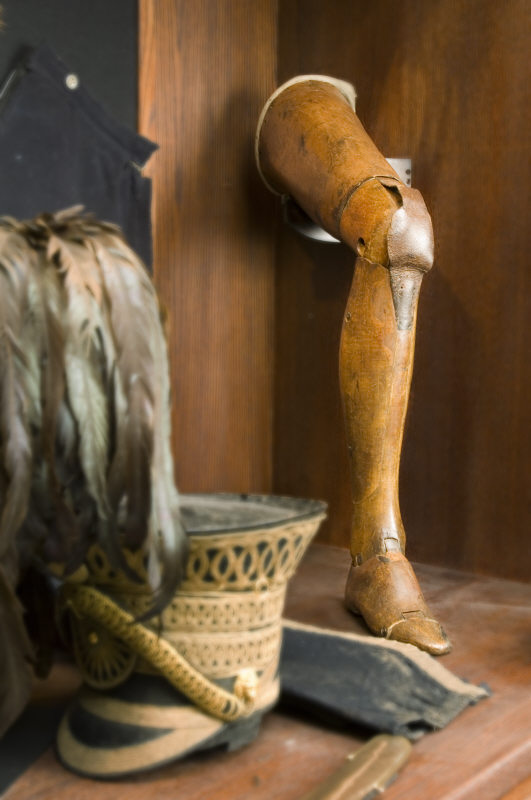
(300, 735, 412, 800)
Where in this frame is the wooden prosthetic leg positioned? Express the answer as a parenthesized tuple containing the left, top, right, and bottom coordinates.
(256, 76, 451, 655)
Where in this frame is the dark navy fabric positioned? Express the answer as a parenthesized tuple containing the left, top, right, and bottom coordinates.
(280, 621, 489, 740)
(0, 44, 157, 268)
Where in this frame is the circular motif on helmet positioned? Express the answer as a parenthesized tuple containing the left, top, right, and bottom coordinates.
(68, 612, 137, 689)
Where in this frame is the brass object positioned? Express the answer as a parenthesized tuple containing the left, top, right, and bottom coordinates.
(299, 734, 412, 800)
(256, 76, 450, 655)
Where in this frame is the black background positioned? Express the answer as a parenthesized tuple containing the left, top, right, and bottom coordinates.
(0, 0, 137, 129)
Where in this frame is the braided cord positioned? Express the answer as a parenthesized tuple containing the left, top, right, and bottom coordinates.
(61, 584, 252, 722)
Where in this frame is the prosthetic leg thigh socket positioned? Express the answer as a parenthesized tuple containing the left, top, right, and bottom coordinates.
(256, 76, 450, 655)
(55, 494, 326, 778)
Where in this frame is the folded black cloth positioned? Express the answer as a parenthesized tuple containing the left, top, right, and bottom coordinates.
(280, 620, 489, 740)
(0, 44, 157, 267)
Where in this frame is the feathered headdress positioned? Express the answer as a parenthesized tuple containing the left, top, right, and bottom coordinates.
(0, 207, 188, 735)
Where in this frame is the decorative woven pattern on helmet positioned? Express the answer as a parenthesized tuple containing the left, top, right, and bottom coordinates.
(182, 519, 322, 591)
(116, 586, 286, 633)
(80, 516, 323, 593)
(161, 626, 282, 679)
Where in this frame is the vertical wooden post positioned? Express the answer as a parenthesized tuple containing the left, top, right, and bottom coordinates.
(138, 0, 278, 494)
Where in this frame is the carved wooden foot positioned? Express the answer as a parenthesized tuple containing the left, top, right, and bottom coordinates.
(345, 554, 451, 655)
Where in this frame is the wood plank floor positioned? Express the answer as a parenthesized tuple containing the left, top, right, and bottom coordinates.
(3, 545, 530, 800)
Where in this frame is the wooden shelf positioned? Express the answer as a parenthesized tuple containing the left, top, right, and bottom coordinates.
(3, 544, 530, 799)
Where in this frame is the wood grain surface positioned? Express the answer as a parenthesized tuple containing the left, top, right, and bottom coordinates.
(138, 0, 278, 495)
(4, 545, 531, 800)
(285, 546, 531, 800)
(138, 0, 529, 578)
(273, 0, 531, 581)
(500, 776, 531, 800)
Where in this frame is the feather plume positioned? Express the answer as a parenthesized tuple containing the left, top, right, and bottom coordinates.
(0, 208, 189, 735)
(90, 236, 154, 549)
(49, 235, 110, 527)
(0, 229, 34, 562)
(0, 228, 36, 731)
(25, 238, 81, 566)
(89, 231, 188, 612)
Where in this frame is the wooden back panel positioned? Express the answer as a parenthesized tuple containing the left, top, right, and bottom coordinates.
(139, 0, 530, 581)
(275, 0, 530, 580)
(139, 0, 278, 494)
